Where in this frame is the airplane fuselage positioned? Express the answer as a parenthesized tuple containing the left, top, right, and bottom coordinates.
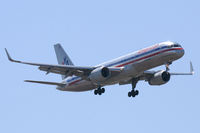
(58, 41, 184, 92)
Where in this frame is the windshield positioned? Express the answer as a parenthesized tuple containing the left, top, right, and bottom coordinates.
(171, 43, 181, 48)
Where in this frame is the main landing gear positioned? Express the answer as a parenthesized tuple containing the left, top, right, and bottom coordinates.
(128, 78, 139, 98)
(128, 90, 139, 97)
(94, 87, 105, 95)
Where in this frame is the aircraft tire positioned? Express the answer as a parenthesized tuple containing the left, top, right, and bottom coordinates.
(94, 90, 98, 95)
(102, 88, 105, 93)
(135, 90, 139, 96)
(128, 92, 132, 97)
(131, 90, 135, 97)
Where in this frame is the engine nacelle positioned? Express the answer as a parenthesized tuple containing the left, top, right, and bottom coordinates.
(148, 70, 170, 85)
(89, 67, 111, 84)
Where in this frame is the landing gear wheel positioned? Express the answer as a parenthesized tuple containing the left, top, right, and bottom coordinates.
(128, 92, 132, 97)
(131, 90, 135, 97)
(102, 88, 105, 93)
(94, 87, 105, 95)
(135, 90, 139, 96)
(128, 90, 139, 98)
(94, 90, 98, 95)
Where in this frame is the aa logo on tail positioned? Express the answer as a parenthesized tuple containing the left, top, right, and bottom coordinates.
(62, 57, 69, 65)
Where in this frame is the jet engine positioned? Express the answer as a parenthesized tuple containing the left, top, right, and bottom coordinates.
(89, 67, 111, 84)
(148, 70, 170, 85)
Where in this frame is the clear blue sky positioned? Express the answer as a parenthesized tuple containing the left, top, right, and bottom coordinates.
(0, 0, 199, 133)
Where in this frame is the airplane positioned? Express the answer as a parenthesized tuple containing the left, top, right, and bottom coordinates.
(5, 41, 194, 98)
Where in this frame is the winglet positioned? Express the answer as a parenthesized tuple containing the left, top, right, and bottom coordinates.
(190, 61, 194, 75)
(5, 48, 20, 63)
(5, 48, 13, 61)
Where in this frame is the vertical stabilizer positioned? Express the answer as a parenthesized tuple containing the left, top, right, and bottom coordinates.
(54, 44, 74, 79)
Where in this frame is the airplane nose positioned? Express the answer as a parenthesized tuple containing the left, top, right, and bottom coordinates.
(178, 48, 185, 57)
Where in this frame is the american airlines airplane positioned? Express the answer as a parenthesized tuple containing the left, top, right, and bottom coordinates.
(5, 41, 194, 98)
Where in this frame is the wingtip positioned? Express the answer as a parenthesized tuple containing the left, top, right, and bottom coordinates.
(190, 61, 194, 75)
(5, 48, 13, 61)
(5, 48, 20, 63)
(24, 80, 32, 83)
(5, 48, 8, 56)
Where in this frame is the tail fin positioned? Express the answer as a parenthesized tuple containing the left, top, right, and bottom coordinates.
(54, 43, 74, 79)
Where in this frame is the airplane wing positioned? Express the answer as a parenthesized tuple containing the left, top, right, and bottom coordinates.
(5, 49, 96, 79)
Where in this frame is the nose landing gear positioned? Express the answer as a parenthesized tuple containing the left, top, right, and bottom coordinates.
(165, 62, 172, 71)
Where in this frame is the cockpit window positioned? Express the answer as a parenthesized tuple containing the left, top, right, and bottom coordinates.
(171, 43, 181, 48)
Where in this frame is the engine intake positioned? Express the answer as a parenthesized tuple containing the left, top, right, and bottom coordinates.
(101, 67, 110, 78)
(89, 67, 110, 84)
(148, 70, 170, 85)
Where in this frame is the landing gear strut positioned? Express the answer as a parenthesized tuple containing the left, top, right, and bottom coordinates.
(165, 62, 172, 71)
(94, 87, 105, 95)
(128, 78, 139, 98)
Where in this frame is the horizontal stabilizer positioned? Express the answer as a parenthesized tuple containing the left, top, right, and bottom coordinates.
(25, 80, 66, 86)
